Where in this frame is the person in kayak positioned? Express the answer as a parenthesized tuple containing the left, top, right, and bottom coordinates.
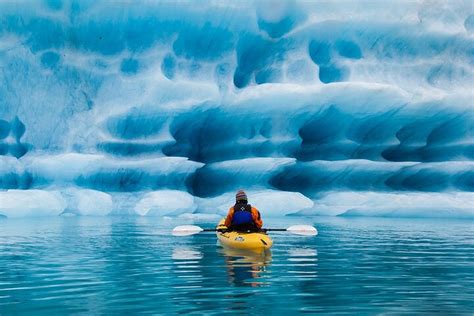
(224, 190, 263, 232)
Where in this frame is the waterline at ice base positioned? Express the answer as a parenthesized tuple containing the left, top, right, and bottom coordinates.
(0, 0, 473, 220)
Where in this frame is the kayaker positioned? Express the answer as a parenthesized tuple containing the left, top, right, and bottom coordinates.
(224, 190, 263, 231)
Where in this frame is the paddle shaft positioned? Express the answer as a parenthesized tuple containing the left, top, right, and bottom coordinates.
(202, 228, 287, 233)
(173, 224, 316, 236)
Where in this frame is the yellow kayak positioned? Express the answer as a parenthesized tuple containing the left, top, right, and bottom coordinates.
(216, 219, 273, 251)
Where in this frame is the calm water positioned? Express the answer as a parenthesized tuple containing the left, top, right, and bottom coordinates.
(0, 216, 473, 315)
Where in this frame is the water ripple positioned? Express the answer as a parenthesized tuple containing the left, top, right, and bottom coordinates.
(0, 217, 473, 314)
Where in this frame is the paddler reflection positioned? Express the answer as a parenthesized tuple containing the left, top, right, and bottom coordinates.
(220, 246, 271, 287)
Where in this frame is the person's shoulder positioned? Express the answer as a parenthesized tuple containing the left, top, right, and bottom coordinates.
(251, 206, 259, 212)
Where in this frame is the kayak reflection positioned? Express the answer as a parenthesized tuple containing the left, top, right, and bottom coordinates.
(172, 246, 204, 260)
(219, 246, 271, 287)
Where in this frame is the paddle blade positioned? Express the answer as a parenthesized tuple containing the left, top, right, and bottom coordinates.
(172, 225, 203, 236)
(286, 225, 318, 236)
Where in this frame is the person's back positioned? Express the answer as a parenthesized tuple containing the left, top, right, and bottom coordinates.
(224, 190, 263, 231)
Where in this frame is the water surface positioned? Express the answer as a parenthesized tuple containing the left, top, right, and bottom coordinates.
(0, 216, 472, 314)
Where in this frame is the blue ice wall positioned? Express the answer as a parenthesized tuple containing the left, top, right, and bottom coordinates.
(0, 0, 473, 217)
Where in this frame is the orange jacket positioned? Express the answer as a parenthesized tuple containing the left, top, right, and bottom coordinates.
(224, 205, 263, 229)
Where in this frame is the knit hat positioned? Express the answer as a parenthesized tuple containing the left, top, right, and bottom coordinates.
(235, 190, 247, 202)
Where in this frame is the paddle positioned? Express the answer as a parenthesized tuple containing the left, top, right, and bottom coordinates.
(172, 225, 318, 237)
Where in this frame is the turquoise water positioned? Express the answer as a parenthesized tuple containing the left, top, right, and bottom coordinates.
(0, 216, 473, 315)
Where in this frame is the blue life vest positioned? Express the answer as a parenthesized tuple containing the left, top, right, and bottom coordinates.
(231, 203, 255, 230)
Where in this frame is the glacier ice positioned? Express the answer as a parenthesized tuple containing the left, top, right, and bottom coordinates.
(196, 189, 314, 217)
(296, 191, 474, 219)
(66, 189, 113, 216)
(239, 190, 314, 217)
(0, 190, 65, 217)
(135, 190, 196, 216)
(0, 0, 473, 218)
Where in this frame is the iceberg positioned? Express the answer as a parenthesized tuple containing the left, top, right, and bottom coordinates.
(196, 189, 314, 217)
(0, 190, 65, 218)
(64, 189, 113, 216)
(0, 0, 472, 218)
(296, 191, 474, 219)
(135, 190, 196, 216)
(242, 190, 314, 217)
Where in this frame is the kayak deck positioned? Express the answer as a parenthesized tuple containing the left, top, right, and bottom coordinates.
(216, 219, 273, 250)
